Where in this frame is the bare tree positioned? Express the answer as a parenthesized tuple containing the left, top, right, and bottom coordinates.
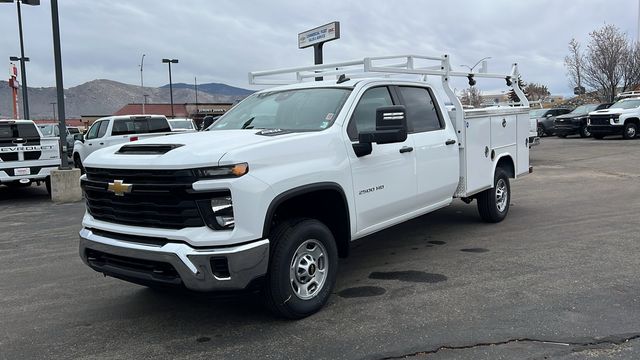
(564, 39, 584, 91)
(525, 83, 550, 101)
(460, 86, 482, 107)
(582, 25, 628, 101)
(621, 42, 640, 92)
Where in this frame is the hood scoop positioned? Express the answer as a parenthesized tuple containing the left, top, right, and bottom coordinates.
(116, 144, 183, 155)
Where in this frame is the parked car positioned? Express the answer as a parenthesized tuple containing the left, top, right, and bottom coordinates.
(588, 97, 640, 139)
(72, 115, 174, 172)
(553, 103, 612, 138)
(530, 108, 572, 137)
(1, 120, 60, 195)
(168, 118, 197, 132)
(38, 124, 81, 157)
(77, 54, 531, 319)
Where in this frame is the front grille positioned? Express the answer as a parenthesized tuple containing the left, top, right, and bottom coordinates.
(0, 153, 18, 162)
(589, 115, 614, 126)
(82, 167, 221, 229)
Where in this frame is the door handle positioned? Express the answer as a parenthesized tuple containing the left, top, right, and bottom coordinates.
(88, 143, 92, 146)
(445, 139, 457, 145)
(399, 146, 414, 153)
(99, 142, 104, 145)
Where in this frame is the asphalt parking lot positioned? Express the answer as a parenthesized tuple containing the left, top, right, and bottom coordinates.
(1, 136, 639, 360)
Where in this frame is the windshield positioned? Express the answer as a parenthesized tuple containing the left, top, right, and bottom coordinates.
(610, 99, 640, 110)
(570, 104, 598, 114)
(38, 124, 56, 136)
(210, 88, 352, 131)
(529, 109, 547, 118)
(170, 120, 194, 130)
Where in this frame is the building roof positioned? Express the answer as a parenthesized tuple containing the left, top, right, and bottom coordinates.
(113, 103, 189, 118)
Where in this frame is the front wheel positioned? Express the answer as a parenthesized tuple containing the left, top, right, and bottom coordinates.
(264, 218, 338, 319)
(579, 124, 591, 138)
(477, 168, 510, 223)
(623, 123, 638, 140)
(73, 154, 85, 174)
(537, 125, 545, 138)
(45, 177, 52, 197)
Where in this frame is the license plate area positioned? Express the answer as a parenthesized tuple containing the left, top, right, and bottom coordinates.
(14, 167, 30, 176)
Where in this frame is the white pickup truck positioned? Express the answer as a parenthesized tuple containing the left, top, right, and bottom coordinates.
(78, 55, 531, 318)
(72, 115, 174, 172)
(0, 120, 60, 194)
(587, 97, 640, 139)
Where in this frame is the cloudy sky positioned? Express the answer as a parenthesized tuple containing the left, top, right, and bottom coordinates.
(0, 0, 638, 96)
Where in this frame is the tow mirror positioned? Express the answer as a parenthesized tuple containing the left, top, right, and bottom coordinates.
(353, 105, 408, 157)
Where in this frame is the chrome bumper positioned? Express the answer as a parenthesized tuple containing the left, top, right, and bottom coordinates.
(79, 228, 269, 291)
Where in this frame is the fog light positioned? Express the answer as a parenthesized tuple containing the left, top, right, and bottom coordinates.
(197, 194, 235, 230)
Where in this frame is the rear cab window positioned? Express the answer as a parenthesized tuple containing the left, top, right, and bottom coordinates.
(112, 117, 170, 135)
(0, 122, 40, 143)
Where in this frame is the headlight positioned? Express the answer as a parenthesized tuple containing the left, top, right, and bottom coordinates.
(613, 117, 620, 123)
(195, 163, 248, 179)
(197, 192, 235, 230)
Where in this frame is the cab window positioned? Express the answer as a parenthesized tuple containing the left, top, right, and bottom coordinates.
(347, 87, 394, 141)
(86, 121, 102, 139)
(97, 121, 109, 138)
(398, 86, 444, 132)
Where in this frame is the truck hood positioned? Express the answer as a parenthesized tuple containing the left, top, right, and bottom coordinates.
(589, 107, 637, 116)
(555, 112, 586, 120)
(84, 130, 299, 169)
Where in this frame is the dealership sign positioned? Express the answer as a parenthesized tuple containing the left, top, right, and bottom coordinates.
(298, 22, 340, 49)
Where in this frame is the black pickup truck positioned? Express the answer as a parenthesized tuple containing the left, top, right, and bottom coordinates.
(554, 103, 612, 138)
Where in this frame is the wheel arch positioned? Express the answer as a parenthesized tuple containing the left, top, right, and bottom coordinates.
(263, 182, 351, 258)
(624, 117, 639, 126)
(494, 154, 515, 178)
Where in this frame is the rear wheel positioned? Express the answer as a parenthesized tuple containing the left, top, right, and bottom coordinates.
(264, 218, 338, 319)
(579, 124, 591, 138)
(45, 177, 52, 197)
(623, 123, 638, 140)
(477, 168, 510, 223)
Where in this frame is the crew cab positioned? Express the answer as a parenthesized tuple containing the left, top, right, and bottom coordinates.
(77, 55, 531, 318)
(73, 115, 174, 171)
(587, 97, 640, 139)
(554, 103, 611, 138)
(0, 120, 60, 194)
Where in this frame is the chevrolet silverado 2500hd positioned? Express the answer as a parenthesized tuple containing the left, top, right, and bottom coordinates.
(587, 97, 640, 139)
(1, 120, 60, 194)
(78, 55, 530, 318)
(73, 115, 174, 172)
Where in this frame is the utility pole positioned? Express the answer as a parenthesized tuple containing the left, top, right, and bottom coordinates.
(162, 58, 178, 118)
(50, 0, 70, 169)
(50, 102, 56, 120)
(194, 76, 199, 113)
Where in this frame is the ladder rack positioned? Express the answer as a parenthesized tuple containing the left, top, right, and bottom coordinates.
(248, 54, 529, 136)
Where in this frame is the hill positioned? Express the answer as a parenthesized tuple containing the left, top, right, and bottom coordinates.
(0, 79, 251, 119)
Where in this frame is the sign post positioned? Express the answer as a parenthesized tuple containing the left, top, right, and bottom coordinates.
(9, 63, 19, 119)
(298, 21, 340, 81)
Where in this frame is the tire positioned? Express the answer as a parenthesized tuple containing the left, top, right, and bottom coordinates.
(593, 134, 604, 140)
(579, 124, 591, 138)
(73, 153, 85, 174)
(264, 218, 338, 319)
(537, 125, 545, 138)
(45, 177, 52, 196)
(477, 168, 510, 223)
(623, 122, 638, 140)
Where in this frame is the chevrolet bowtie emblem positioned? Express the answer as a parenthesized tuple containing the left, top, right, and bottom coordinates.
(107, 180, 132, 196)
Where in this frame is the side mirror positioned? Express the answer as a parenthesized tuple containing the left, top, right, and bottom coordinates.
(353, 105, 408, 157)
(74, 133, 85, 143)
(545, 113, 553, 118)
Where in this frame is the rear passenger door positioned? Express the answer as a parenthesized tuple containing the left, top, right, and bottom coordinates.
(397, 86, 459, 208)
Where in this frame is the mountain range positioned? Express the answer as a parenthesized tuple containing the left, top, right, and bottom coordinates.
(0, 79, 253, 119)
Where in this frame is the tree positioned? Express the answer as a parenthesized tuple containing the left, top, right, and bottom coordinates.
(525, 83, 550, 101)
(564, 38, 584, 92)
(460, 86, 482, 107)
(566, 24, 640, 102)
(507, 78, 527, 103)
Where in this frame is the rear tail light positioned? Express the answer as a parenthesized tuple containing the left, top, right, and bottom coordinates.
(130, 136, 139, 142)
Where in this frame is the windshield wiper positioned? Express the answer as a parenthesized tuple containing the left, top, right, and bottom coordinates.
(241, 117, 256, 129)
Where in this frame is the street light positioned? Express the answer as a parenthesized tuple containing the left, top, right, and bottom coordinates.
(139, 54, 145, 114)
(460, 56, 492, 73)
(162, 58, 179, 118)
(2, 0, 40, 119)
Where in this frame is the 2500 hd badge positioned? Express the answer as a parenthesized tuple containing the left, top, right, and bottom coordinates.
(359, 185, 385, 195)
